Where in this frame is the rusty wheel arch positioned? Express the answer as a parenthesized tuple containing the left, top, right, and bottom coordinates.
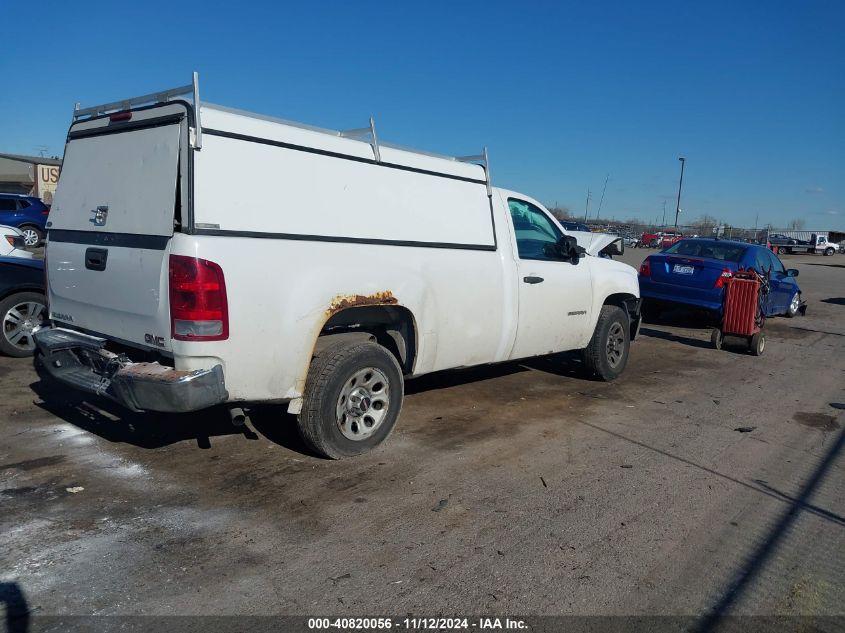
(316, 293, 418, 374)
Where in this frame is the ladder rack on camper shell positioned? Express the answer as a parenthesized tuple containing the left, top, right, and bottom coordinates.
(70, 72, 492, 196)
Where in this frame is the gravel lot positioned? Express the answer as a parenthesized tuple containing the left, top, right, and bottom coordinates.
(1, 249, 843, 625)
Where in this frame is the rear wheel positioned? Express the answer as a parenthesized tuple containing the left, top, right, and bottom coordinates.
(19, 225, 43, 248)
(750, 332, 765, 356)
(0, 291, 47, 357)
(777, 246, 787, 255)
(297, 340, 403, 459)
(582, 305, 630, 381)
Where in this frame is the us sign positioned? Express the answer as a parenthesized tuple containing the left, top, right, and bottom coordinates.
(37, 164, 61, 203)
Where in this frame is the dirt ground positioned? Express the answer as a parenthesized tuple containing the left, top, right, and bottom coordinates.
(1, 249, 843, 627)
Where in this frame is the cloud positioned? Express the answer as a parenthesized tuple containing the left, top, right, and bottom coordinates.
(823, 210, 840, 215)
(805, 186, 825, 194)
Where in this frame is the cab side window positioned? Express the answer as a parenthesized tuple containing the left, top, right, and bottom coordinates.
(507, 198, 563, 260)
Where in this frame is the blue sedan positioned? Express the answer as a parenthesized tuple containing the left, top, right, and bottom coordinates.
(0, 193, 51, 247)
(638, 239, 803, 318)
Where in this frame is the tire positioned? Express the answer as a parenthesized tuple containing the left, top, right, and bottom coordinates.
(297, 340, 403, 459)
(824, 247, 834, 256)
(711, 328, 723, 350)
(0, 291, 48, 357)
(750, 332, 765, 356)
(785, 292, 801, 318)
(19, 225, 43, 248)
(582, 305, 630, 381)
(777, 247, 787, 255)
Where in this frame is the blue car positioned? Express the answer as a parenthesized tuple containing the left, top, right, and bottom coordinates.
(0, 193, 50, 247)
(561, 220, 591, 232)
(638, 238, 803, 318)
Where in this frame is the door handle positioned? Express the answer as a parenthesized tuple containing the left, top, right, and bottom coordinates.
(523, 276, 544, 284)
(85, 247, 108, 271)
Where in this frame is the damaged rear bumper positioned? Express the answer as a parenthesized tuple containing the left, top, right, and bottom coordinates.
(34, 328, 228, 413)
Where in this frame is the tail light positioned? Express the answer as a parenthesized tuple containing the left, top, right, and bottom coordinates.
(169, 255, 229, 341)
(639, 258, 652, 277)
(714, 268, 733, 288)
(109, 111, 132, 122)
(5, 234, 25, 249)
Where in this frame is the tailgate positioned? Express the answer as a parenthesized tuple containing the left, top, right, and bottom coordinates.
(46, 106, 188, 350)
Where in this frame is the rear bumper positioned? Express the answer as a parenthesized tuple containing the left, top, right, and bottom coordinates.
(639, 278, 724, 313)
(34, 328, 228, 413)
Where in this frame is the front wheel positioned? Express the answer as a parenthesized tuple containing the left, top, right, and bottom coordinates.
(297, 340, 403, 459)
(582, 305, 630, 381)
(824, 247, 834, 256)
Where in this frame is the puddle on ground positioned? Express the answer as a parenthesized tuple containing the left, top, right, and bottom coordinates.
(792, 412, 840, 432)
(0, 455, 67, 471)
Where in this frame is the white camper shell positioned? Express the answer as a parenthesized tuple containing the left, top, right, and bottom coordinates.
(37, 74, 641, 458)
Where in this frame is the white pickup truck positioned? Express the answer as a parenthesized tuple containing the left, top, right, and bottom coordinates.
(36, 75, 641, 458)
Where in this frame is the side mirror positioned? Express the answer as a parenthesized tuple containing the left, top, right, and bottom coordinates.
(555, 235, 585, 264)
(600, 238, 624, 258)
(787, 269, 799, 277)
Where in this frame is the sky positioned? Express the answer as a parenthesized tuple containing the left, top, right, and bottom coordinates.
(2, 1, 843, 230)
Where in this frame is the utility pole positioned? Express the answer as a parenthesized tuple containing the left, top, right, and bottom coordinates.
(584, 189, 592, 222)
(662, 200, 667, 227)
(674, 157, 686, 230)
(596, 173, 610, 221)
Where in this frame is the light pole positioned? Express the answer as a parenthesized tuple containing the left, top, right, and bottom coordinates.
(674, 157, 685, 230)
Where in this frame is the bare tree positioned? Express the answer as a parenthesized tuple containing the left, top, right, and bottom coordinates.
(787, 218, 806, 230)
(691, 214, 719, 234)
(548, 206, 572, 220)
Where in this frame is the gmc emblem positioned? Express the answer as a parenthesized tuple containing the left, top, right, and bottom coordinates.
(144, 333, 166, 348)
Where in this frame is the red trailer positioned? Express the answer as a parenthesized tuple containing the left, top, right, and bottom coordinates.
(711, 269, 767, 355)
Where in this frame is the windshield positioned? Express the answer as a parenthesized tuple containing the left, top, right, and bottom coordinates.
(663, 240, 747, 262)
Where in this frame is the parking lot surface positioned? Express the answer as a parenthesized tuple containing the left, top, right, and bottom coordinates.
(1, 250, 843, 620)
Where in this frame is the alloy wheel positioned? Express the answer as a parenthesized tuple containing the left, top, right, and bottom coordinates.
(3, 301, 46, 353)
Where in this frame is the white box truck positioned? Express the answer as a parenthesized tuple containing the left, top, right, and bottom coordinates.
(36, 74, 641, 458)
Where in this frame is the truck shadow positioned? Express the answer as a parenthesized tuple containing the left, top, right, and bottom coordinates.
(28, 353, 597, 455)
(405, 351, 598, 395)
(28, 375, 265, 450)
(30, 376, 321, 456)
(821, 297, 845, 306)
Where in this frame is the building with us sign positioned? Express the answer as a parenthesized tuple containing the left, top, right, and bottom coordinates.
(0, 152, 63, 203)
